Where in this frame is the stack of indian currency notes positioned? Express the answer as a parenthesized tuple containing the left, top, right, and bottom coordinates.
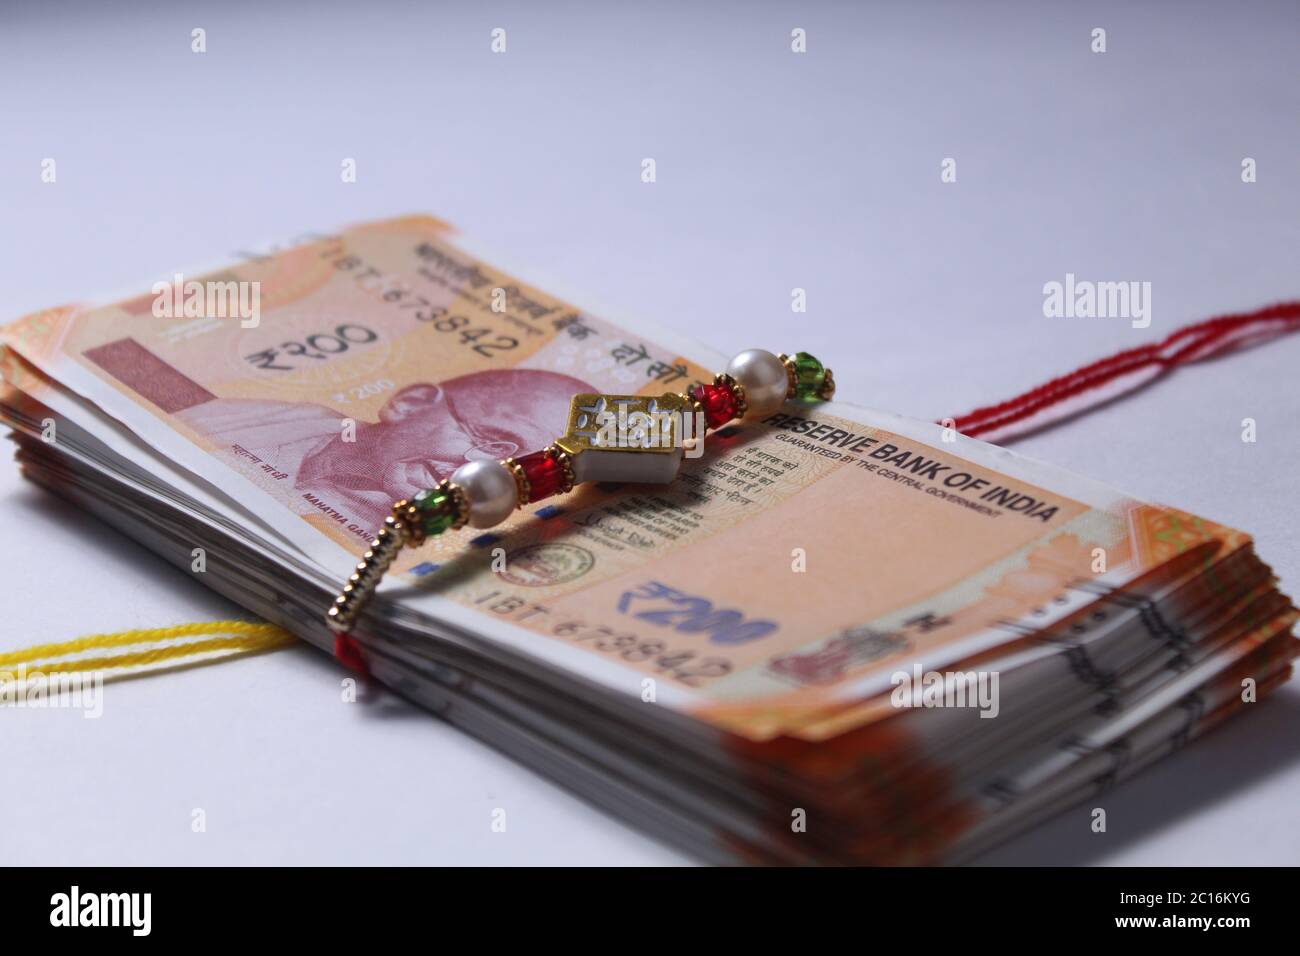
(2, 215, 1295, 864)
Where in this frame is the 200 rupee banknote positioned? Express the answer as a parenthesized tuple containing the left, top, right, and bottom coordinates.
(0, 216, 1277, 742)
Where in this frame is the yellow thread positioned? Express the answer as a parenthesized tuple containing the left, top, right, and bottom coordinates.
(4, 631, 296, 677)
(0, 622, 298, 693)
(0, 621, 290, 668)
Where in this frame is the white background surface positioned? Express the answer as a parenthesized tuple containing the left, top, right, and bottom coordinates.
(1, 0, 1297, 864)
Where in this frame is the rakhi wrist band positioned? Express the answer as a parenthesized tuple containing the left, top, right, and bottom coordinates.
(325, 348, 834, 634)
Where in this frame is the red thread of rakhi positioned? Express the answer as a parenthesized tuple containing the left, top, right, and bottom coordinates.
(333, 632, 370, 676)
(947, 301, 1300, 441)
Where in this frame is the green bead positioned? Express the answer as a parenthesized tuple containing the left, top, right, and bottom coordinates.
(792, 352, 826, 399)
(412, 487, 456, 536)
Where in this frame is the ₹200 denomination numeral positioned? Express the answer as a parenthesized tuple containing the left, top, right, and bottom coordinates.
(244, 324, 379, 371)
(618, 581, 778, 646)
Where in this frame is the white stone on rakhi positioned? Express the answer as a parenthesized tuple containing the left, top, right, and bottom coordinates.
(450, 459, 519, 528)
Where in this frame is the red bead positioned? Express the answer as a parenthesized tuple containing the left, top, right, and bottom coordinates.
(690, 383, 739, 430)
(517, 450, 566, 502)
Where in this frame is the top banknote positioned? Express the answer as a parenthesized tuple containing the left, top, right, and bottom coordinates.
(0, 216, 1256, 740)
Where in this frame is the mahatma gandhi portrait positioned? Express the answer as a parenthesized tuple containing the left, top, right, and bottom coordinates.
(177, 367, 591, 531)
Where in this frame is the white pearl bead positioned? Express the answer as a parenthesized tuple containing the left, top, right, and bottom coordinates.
(726, 349, 789, 418)
(450, 460, 518, 529)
